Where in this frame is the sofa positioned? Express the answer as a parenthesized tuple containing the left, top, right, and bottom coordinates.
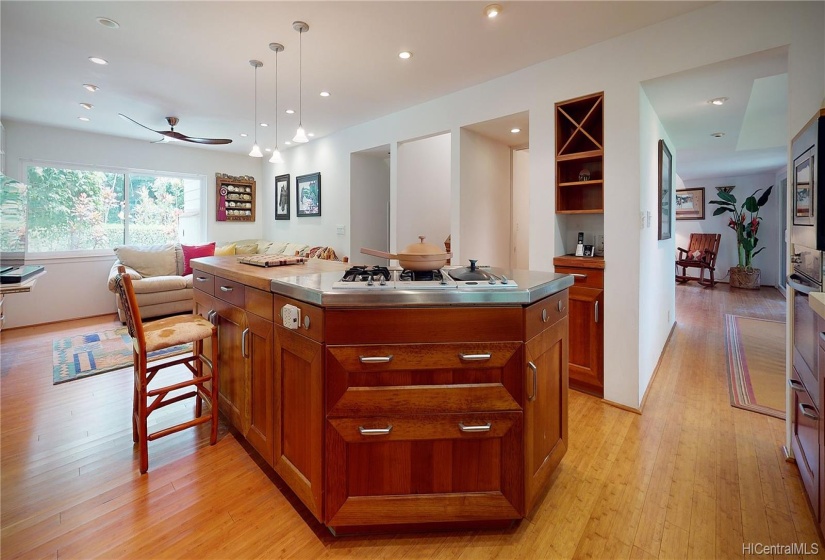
(107, 240, 343, 322)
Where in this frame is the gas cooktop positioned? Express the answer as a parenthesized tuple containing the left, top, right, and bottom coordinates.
(332, 266, 518, 290)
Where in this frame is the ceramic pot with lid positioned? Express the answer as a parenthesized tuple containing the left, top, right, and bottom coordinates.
(448, 259, 495, 281)
(361, 236, 452, 271)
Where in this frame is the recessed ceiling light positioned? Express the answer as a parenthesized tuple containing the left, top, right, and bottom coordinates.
(285, 109, 295, 114)
(260, 123, 268, 127)
(485, 4, 502, 18)
(78, 117, 90, 122)
(96, 17, 120, 29)
(399, 51, 413, 60)
(80, 103, 93, 110)
(285, 141, 292, 145)
(709, 97, 729, 106)
(308, 133, 315, 137)
(511, 128, 521, 134)
(320, 91, 330, 97)
(240, 133, 248, 137)
(82, 83, 99, 92)
(711, 132, 726, 138)
(88, 57, 108, 65)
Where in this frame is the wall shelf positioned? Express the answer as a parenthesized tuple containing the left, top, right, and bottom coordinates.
(555, 92, 604, 214)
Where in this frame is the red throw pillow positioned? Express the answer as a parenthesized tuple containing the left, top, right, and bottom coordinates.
(181, 243, 216, 275)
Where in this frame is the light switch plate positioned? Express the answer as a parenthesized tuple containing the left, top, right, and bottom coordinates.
(336, 225, 346, 236)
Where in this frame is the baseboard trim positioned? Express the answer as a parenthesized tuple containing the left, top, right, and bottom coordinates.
(638, 321, 678, 413)
(1, 312, 119, 332)
(603, 399, 642, 415)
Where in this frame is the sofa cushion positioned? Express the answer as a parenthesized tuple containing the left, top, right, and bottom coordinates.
(235, 243, 258, 255)
(114, 244, 177, 277)
(131, 275, 190, 294)
(264, 241, 289, 255)
(182, 243, 216, 275)
(283, 242, 309, 256)
(215, 243, 236, 256)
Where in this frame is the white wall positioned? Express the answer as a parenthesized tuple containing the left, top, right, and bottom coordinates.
(459, 129, 511, 268)
(397, 134, 451, 253)
(350, 151, 390, 265)
(2, 120, 261, 328)
(512, 149, 530, 269)
(677, 172, 782, 286)
(638, 89, 678, 403)
(259, 2, 823, 409)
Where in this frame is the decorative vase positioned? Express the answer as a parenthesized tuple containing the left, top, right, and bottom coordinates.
(729, 266, 761, 289)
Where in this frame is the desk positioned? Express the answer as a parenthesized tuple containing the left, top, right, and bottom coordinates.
(0, 270, 45, 330)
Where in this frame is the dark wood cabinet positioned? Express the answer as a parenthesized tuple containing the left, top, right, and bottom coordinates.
(556, 92, 604, 214)
(554, 257, 604, 397)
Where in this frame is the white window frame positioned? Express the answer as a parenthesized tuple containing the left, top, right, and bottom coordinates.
(19, 158, 206, 259)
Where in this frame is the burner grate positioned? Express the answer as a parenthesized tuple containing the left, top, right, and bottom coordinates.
(341, 266, 391, 282)
(398, 269, 443, 282)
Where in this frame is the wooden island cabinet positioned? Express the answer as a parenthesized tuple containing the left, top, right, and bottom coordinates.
(191, 258, 571, 533)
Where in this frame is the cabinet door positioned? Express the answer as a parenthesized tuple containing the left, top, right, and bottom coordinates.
(325, 412, 524, 529)
(274, 325, 324, 521)
(246, 313, 274, 465)
(791, 366, 819, 520)
(568, 286, 604, 397)
(524, 316, 568, 513)
(215, 299, 249, 434)
(193, 290, 218, 395)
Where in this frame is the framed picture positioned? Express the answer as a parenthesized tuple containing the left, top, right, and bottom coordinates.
(275, 174, 290, 220)
(793, 148, 814, 225)
(675, 187, 705, 220)
(657, 139, 673, 240)
(296, 172, 321, 217)
(215, 174, 255, 222)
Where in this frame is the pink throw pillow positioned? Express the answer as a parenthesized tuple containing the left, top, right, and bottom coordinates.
(182, 243, 216, 275)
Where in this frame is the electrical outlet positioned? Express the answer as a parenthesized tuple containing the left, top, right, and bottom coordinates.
(336, 225, 345, 236)
(640, 211, 645, 229)
(646, 210, 652, 229)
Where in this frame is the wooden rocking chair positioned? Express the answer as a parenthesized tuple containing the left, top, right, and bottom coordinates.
(676, 233, 721, 287)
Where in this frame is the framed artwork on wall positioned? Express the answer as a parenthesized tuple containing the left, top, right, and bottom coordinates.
(275, 174, 290, 220)
(296, 172, 321, 217)
(216, 173, 255, 222)
(675, 187, 705, 220)
(658, 139, 673, 240)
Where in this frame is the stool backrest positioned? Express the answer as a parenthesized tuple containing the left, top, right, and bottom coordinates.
(113, 265, 146, 350)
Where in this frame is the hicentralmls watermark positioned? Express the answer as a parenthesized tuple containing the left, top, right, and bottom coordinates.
(743, 542, 820, 555)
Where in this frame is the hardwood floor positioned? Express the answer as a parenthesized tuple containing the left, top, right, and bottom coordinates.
(1, 284, 819, 559)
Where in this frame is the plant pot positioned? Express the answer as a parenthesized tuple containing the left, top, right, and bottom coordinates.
(729, 267, 761, 289)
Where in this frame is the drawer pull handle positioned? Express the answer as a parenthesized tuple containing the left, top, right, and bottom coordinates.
(359, 355, 393, 364)
(557, 300, 564, 313)
(799, 403, 819, 421)
(358, 425, 393, 436)
(595, 301, 600, 323)
(459, 353, 492, 361)
(788, 379, 806, 392)
(241, 328, 249, 358)
(458, 422, 492, 433)
(572, 273, 588, 279)
(820, 332, 825, 342)
(196, 276, 209, 282)
(527, 361, 538, 401)
(207, 310, 217, 325)
(541, 309, 549, 323)
(220, 286, 233, 292)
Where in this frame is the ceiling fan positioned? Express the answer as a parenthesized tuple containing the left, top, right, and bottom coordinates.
(118, 114, 232, 145)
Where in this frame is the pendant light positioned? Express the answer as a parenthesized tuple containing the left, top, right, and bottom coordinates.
(248, 59, 263, 157)
(292, 21, 309, 143)
(268, 43, 285, 164)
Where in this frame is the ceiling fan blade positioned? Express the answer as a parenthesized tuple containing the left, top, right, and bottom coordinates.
(118, 113, 162, 134)
(177, 134, 233, 145)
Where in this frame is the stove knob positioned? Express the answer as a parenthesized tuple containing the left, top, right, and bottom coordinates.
(379, 276, 386, 286)
(501, 276, 509, 284)
(367, 276, 374, 286)
(488, 278, 496, 285)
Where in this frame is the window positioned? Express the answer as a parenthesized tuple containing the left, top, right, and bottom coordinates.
(24, 163, 204, 253)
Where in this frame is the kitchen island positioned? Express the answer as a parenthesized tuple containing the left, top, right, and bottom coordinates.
(190, 256, 573, 534)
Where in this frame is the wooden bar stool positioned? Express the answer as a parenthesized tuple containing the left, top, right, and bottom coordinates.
(112, 266, 219, 474)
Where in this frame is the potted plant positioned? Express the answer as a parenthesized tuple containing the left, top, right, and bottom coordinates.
(710, 185, 773, 289)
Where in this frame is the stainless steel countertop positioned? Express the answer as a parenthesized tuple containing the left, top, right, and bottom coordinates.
(270, 267, 574, 307)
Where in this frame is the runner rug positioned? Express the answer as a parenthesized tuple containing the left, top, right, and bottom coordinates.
(53, 327, 191, 385)
(724, 314, 786, 419)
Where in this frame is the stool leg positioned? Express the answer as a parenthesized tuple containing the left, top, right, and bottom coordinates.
(210, 329, 219, 445)
(194, 340, 203, 418)
(132, 350, 139, 443)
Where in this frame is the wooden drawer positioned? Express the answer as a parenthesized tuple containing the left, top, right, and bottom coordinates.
(791, 365, 820, 519)
(214, 276, 245, 307)
(274, 295, 325, 343)
(246, 286, 273, 321)
(192, 270, 215, 296)
(326, 307, 522, 345)
(326, 341, 523, 416)
(525, 290, 568, 341)
(553, 266, 604, 289)
(325, 411, 524, 527)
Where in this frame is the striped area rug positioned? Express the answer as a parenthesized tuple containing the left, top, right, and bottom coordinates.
(724, 314, 786, 419)
(53, 327, 191, 384)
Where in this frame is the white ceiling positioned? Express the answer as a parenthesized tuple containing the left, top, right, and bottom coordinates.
(1, 1, 785, 182)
